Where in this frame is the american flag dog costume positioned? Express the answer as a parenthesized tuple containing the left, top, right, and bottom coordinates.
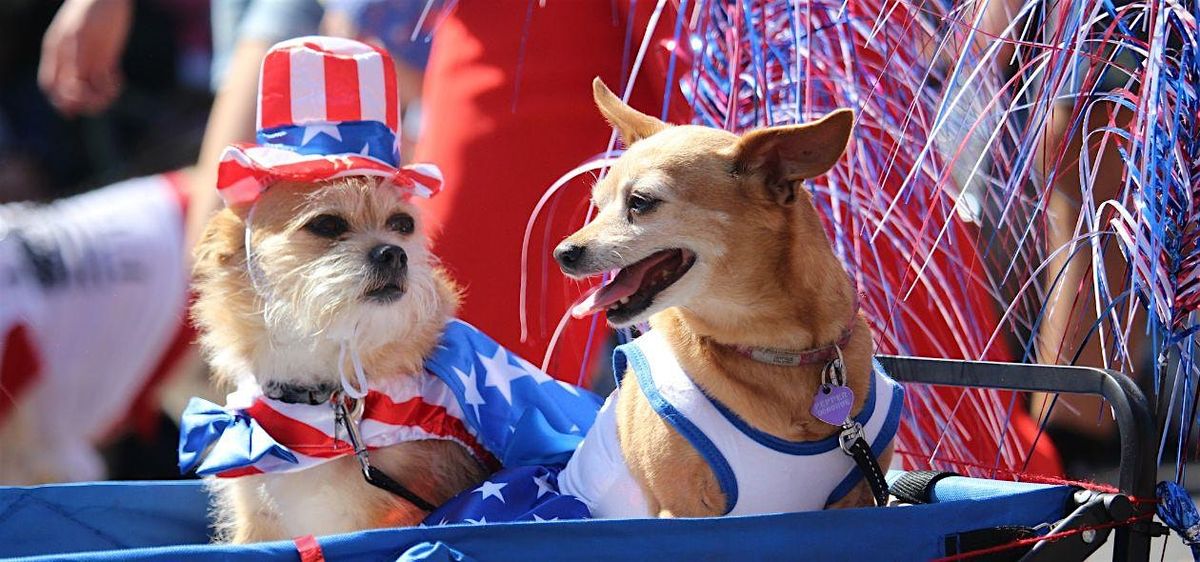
(180, 36, 601, 523)
(178, 320, 602, 522)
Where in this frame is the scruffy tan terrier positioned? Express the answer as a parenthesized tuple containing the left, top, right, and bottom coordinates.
(187, 37, 490, 542)
(191, 177, 488, 542)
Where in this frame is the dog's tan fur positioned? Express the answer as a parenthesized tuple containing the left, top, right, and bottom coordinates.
(192, 177, 486, 542)
(559, 79, 890, 516)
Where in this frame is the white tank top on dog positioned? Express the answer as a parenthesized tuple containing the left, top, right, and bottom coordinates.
(559, 329, 904, 517)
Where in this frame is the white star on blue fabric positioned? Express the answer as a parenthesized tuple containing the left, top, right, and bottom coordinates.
(464, 516, 488, 525)
(532, 514, 559, 522)
(512, 354, 555, 385)
(300, 123, 342, 145)
(532, 473, 555, 498)
(453, 364, 486, 421)
(479, 345, 517, 404)
(474, 480, 507, 503)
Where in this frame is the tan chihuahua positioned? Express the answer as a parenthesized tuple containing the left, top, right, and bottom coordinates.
(555, 79, 902, 518)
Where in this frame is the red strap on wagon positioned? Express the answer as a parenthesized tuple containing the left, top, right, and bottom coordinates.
(294, 535, 326, 562)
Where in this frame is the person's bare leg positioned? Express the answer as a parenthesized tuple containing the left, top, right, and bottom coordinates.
(1033, 100, 1138, 438)
(182, 39, 272, 255)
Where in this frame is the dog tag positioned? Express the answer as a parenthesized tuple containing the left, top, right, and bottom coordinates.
(811, 384, 854, 426)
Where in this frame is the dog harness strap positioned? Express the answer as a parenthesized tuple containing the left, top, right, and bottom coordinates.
(614, 330, 903, 515)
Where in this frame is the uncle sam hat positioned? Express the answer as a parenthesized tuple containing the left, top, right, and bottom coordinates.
(215, 36, 441, 206)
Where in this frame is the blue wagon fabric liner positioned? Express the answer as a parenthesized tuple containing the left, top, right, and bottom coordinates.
(0, 472, 1073, 561)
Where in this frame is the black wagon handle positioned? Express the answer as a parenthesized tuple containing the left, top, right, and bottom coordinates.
(877, 355, 1156, 562)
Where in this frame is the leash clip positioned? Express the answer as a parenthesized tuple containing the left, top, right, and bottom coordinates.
(330, 391, 439, 512)
(822, 344, 847, 387)
(839, 421, 864, 455)
(332, 393, 370, 476)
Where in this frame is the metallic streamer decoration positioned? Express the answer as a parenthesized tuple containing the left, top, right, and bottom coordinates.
(521, 0, 1200, 479)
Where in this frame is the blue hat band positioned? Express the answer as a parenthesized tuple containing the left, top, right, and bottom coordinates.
(256, 120, 400, 167)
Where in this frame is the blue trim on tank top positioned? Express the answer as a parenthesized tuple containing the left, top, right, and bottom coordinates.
(701, 364, 879, 455)
(615, 340, 740, 515)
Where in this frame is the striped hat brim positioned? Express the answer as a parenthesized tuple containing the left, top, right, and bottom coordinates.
(216, 143, 442, 206)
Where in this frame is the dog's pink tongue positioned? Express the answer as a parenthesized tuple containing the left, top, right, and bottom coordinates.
(569, 276, 636, 318)
(569, 253, 666, 318)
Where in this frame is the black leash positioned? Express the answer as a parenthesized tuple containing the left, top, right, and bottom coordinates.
(331, 394, 439, 513)
(819, 350, 889, 508)
(838, 423, 890, 507)
(363, 464, 438, 512)
(267, 384, 439, 512)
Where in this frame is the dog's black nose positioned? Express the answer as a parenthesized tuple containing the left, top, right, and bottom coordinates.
(554, 242, 586, 270)
(368, 244, 407, 268)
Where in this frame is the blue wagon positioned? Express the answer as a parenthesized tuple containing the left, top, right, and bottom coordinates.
(0, 357, 1162, 561)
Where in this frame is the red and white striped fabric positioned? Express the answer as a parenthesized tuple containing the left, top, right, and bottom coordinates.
(216, 149, 442, 206)
(255, 36, 400, 132)
(216, 36, 442, 207)
(215, 372, 500, 478)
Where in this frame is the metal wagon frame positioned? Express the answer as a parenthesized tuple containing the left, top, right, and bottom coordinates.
(880, 355, 1158, 561)
(0, 356, 1166, 561)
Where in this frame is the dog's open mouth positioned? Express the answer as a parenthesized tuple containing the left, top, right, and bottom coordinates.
(570, 248, 695, 322)
(363, 282, 405, 303)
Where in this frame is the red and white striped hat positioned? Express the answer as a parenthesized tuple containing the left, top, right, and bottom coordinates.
(216, 36, 442, 207)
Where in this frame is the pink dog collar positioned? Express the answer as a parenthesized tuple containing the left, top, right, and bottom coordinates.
(726, 293, 861, 367)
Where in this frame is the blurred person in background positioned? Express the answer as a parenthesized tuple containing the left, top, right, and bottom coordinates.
(2, 0, 210, 204)
(1, 0, 681, 484)
(0, 0, 437, 484)
(971, 0, 1144, 477)
(1, 0, 213, 484)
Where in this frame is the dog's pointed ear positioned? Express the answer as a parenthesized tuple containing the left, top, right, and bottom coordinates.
(733, 109, 853, 205)
(593, 77, 668, 145)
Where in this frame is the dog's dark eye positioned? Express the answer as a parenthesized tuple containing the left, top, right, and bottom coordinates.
(303, 214, 350, 239)
(386, 213, 415, 235)
(627, 193, 661, 217)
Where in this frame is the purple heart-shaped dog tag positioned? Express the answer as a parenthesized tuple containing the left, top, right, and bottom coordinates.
(811, 384, 854, 426)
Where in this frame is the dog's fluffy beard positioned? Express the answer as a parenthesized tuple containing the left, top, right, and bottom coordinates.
(254, 226, 443, 348)
(192, 176, 458, 389)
